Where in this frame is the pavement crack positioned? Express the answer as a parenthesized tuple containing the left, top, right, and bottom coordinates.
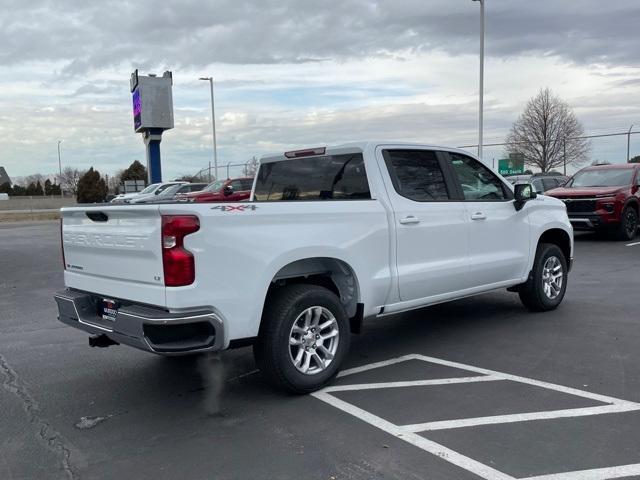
(0, 354, 78, 480)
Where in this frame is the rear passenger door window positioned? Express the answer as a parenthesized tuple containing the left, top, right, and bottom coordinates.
(448, 152, 511, 201)
(382, 149, 451, 201)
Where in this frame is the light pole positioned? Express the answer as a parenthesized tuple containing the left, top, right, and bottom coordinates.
(627, 124, 634, 162)
(57, 140, 62, 194)
(472, 0, 485, 159)
(199, 77, 218, 180)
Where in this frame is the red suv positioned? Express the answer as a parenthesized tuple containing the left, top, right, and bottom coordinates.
(546, 164, 640, 240)
(176, 177, 254, 203)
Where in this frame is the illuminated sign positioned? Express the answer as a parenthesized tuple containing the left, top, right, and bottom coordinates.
(132, 89, 142, 131)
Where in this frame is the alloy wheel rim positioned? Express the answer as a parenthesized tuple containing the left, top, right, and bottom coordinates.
(625, 210, 637, 237)
(542, 256, 563, 300)
(288, 306, 339, 375)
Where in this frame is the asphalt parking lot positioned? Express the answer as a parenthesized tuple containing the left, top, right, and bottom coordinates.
(2, 221, 640, 480)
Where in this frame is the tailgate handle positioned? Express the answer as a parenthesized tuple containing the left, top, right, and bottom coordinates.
(86, 211, 109, 222)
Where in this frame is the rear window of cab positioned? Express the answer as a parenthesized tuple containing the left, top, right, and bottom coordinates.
(253, 153, 371, 201)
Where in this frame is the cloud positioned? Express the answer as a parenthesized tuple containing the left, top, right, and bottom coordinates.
(1, 0, 640, 178)
(2, 0, 639, 77)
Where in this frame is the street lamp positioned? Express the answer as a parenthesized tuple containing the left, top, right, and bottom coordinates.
(472, 0, 485, 159)
(627, 124, 634, 162)
(57, 140, 62, 190)
(199, 77, 218, 180)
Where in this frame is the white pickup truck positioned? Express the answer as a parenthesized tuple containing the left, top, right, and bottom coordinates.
(55, 142, 573, 393)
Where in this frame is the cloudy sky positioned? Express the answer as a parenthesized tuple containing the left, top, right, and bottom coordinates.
(1, 0, 639, 181)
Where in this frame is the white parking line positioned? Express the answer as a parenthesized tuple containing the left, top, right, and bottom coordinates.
(626, 241, 640, 247)
(402, 403, 640, 433)
(325, 375, 501, 393)
(521, 463, 640, 480)
(313, 354, 640, 480)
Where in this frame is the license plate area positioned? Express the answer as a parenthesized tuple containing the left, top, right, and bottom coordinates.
(101, 298, 119, 322)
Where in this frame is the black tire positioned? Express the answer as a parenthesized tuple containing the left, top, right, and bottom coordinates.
(253, 284, 350, 394)
(518, 243, 568, 312)
(615, 206, 638, 241)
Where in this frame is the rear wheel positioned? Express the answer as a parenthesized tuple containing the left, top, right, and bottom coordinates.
(254, 284, 350, 394)
(615, 206, 638, 241)
(518, 243, 568, 312)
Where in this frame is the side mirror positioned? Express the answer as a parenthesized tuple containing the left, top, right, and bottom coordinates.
(514, 183, 537, 211)
(223, 185, 234, 196)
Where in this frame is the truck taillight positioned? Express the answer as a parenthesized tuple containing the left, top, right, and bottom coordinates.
(60, 218, 66, 270)
(161, 215, 200, 287)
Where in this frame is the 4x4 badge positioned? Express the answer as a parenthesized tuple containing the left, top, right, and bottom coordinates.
(211, 205, 258, 212)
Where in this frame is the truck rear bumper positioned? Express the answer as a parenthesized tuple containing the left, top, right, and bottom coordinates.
(54, 289, 225, 355)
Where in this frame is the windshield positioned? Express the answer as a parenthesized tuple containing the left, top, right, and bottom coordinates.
(138, 183, 160, 194)
(568, 169, 634, 187)
(204, 180, 226, 192)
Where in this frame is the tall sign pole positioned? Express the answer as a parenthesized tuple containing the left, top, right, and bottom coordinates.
(472, 0, 485, 159)
(130, 70, 174, 184)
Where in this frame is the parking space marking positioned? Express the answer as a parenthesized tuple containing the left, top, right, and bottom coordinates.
(521, 463, 640, 480)
(313, 354, 640, 480)
(625, 241, 640, 247)
(313, 390, 516, 480)
(325, 375, 501, 393)
(336, 354, 431, 378)
(402, 403, 640, 432)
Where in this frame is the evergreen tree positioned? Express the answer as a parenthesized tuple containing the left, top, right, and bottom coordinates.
(77, 167, 108, 203)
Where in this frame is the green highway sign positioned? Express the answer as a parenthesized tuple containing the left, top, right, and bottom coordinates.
(498, 155, 525, 175)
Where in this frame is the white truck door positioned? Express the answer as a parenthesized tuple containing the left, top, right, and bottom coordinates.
(445, 151, 530, 287)
(377, 147, 470, 302)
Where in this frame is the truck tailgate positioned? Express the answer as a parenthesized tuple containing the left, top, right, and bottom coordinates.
(61, 206, 166, 306)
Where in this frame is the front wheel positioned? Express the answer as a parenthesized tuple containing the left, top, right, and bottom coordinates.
(254, 284, 350, 394)
(615, 207, 638, 241)
(518, 243, 568, 312)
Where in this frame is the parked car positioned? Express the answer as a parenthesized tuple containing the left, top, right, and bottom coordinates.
(111, 182, 160, 203)
(130, 182, 207, 204)
(56, 142, 572, 393)
(126, 182, 188, 204)
(546, 163, 640, 240)
(175, 177, 253, 203)
(506, 173, 569, 194)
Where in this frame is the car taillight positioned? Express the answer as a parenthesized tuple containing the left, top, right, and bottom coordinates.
(60, 218, 66, 270)
(161, 215, 200, 286)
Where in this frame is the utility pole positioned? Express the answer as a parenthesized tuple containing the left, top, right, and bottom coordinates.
(563, 139, 567, 176)
(627, 124, 634, 163)
(199, 77, 218, 180)
(472, 0, 485, 159)
(57, 140, 63, 196)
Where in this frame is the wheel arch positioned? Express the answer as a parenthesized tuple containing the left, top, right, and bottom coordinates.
(252, 256, 363, 338)
(537, 228, 572, 265)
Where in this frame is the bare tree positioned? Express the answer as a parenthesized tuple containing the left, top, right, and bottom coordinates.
(505, 88, 590, 172)
(59, 167, 82, 195)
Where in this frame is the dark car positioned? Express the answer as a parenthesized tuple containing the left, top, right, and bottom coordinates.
(506, 173, 569, 194)
(546, 163, 640, 240)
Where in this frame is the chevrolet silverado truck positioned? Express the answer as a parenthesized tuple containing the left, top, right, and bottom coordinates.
(546, 163, 640, 240)
(55, 142, 573, 393)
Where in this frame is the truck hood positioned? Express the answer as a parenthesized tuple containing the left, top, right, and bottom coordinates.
(546, 186, 624, 198)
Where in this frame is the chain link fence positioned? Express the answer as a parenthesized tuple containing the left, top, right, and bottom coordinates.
(458, 129, 639, 174)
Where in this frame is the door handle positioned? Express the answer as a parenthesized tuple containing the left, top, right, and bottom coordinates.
(471, 212, 487, 221)
(399, 216, 420, 225)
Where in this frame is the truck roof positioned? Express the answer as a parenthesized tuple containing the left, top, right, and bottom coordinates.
(259, 141, 478, 164)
